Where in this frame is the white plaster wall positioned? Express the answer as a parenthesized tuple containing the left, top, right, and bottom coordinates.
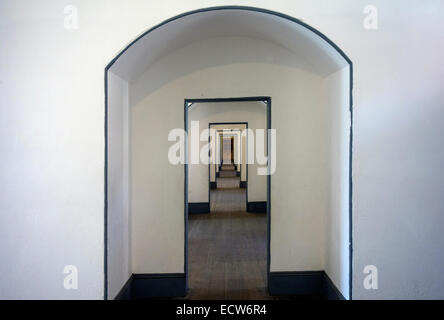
(131, 57, 327, 273)
(269, 71, 327, 272)
(107, 72, 131, 299)
(323, 66, 351, 299)
(130, 89, 184, 274)
(1, 0, 444, 299)
(188, 102, 266, 203)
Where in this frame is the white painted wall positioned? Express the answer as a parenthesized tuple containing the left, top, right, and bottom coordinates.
(2, 0, 444, 299)
(269, 69, 328, 272)
(188, 102, 266, 203)
(131, 53, 328, 274)
(323, 66, 351, 299)
(107, 71, 131, 299)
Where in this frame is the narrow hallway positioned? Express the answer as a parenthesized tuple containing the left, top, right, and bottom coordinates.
(188, 165, 268, 299)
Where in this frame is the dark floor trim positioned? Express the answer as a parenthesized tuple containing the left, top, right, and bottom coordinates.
(210, 182, 217, 189)
(240, 181, 247, 189)
(115, 271, 344, 300)
(268, 271, 346, 299)
(115, 273, 186, 299)
(216, 172, 220, 178)
(236, 171, 240, 177)
(114, 275, 133, 300)
(324, 272, 346, 300)
(269, 271, 324, 296)
(247, 201, 267, 213)
(188, 202, 210, 214)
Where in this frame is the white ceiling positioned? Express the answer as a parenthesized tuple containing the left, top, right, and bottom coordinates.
(109, 9, 348, 81)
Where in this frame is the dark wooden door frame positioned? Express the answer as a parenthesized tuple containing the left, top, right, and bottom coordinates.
(230, 136, 234, 163)
(211, 125, 248, 208)
(185, 97, 271, 293)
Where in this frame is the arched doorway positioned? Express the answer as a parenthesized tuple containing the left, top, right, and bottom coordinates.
(105, 6, 353, 300)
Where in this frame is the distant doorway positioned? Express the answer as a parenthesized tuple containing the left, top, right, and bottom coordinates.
(210, 123, 247, 209)
(185, 97, 271, 298)
(221, 135, 234, 164)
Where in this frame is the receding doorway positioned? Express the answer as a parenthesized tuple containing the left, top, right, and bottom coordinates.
(185, 97, 271, 299)
(209, 123, 248, 209)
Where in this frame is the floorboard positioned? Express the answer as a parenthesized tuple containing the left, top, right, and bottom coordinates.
(188, 169, 268, 299)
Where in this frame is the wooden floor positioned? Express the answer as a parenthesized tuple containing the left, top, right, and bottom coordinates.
(188, 167, 269, 299)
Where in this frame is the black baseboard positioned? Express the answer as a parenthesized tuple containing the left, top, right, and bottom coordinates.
(114, 275, 133, 300)
(240, 181, 247, 188)
(188, 202, 210, 214)
(216, 172, 220, 178)
(247, 201, 267, 213)
(114, 271, 344, 300)
(323, 272, 346, 300)
(268, 271, 346, 299)
(115, 273, 186, 300)
(269, 271, 324, 296)
(210, 182, 217, 189)
(236, 171, 240, 177)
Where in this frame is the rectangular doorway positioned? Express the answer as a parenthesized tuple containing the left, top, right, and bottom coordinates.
(184, 97, 271, 299)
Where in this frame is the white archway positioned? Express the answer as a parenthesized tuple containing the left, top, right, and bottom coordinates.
(106, 6, 352, 300)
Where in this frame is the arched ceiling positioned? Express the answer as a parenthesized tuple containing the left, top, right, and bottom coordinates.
(109, 8, 349, 81)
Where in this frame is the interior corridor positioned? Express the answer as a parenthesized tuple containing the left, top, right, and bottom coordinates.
(188, 164, 268, 299)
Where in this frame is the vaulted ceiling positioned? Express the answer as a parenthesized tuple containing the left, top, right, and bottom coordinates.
(109, 8, 349, 82)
